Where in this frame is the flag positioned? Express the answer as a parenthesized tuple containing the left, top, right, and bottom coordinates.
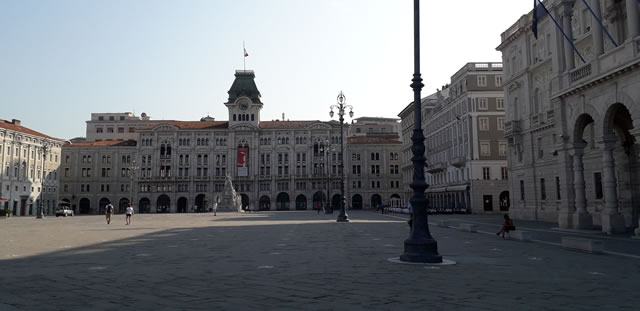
(244, 48, 248, 57)
(532, 0, 548, 40)
(532, 0, 538, 39)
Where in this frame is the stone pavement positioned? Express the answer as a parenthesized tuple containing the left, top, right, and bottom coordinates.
(1, 211, 639, 310)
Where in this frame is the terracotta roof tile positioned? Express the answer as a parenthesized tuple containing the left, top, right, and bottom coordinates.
(0, 119, 65, 141)
(347, 136, 402, 145)
(65, 140, 137, 147)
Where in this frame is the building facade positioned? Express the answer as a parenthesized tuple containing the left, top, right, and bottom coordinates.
(0, 119, 64, 216)
(59, 70, 405, 214)
(398, 62, 509, 213)
(497, 0, 640, 234)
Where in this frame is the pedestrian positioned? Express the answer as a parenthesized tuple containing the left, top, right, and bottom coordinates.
(496, 214, 515, 239)
(125, 204, 134, 225)
(105, 202, 114, 224)
(317, 202, 321, 214)
(407, 203, 413, 228)
(380, 203, 385, 214)
(213, 202, 218, 216)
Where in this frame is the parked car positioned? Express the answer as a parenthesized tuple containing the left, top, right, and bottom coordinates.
(55, 206, 74, 217)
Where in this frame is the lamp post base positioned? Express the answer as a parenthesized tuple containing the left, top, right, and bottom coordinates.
(400, 238, 442, 263)
(336, 214, 349, 222)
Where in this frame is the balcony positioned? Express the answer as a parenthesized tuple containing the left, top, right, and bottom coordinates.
(504, 120, 521, 137)
(450, 156, 466, 167)
(426, 162, 446, 173)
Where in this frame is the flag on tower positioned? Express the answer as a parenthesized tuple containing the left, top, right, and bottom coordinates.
(244, 47, 248, 57)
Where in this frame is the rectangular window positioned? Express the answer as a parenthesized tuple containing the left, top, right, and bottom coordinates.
(495, 75, 503, 86)
(497, 117, 505, 130)
(107, 128, 114, 133)
(520, 180, 525, 200)
(501, 167, 508, 180)
(555, 176, 561, 200)
(482, 167, 491, 180)
(479, 117, 489, 130)
(594, 172, 603, 199)
(540, 178, 546, 200)
(117, 127, 124, 133)
(538, 137, 544, 158)
(496, 98, 504, 110)
(478, 98, 488, 110)
(480, 143, 491, 156)
(477, 75, 487, 86)
(498, 143, 507, 156)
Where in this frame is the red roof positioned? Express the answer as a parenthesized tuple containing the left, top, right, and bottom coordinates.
(0, 119, 65, 141)
(347, 136, 402, 145)
(65, 140, 137, 147)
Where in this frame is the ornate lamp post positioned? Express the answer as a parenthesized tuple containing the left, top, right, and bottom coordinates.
(330, 91, 353, 222)
(400, 0, 442, 263)
(128, 160, 140, 213)
(36, 144, 48, 219)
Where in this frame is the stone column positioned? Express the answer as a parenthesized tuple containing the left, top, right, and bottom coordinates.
(631, 130, 640, 237)
(626, 0, 640, 40)
(591, 0, 604, 56)
(601, 135, 626, 233)
(563, 3, 575, 71)
(572, 144, 593, 228)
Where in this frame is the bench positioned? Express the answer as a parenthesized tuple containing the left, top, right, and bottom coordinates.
(510, 231, 533, 241)
(459, 223, 478, 232)
(437, 220, 450, 228)
(561, 237, 604, 254)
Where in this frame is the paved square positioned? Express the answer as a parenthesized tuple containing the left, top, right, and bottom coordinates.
(1, 211, 639, 310)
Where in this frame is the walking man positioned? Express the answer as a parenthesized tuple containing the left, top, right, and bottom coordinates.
(213, 201, 218, 216)
(125, 204, 134, 225)
(105, 202, 114, 224)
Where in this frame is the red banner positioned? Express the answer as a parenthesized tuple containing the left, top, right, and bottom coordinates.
(238, 147, 249, 176)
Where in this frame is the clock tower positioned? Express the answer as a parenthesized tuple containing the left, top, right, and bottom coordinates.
(224, 70, 263, 127)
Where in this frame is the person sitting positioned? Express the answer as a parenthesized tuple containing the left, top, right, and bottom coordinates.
(496, 214, 515, 239)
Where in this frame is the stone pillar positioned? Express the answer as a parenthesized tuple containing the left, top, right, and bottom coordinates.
(591, 0, 604, 56)
(572, 144, 593, 229)
(626, 0, 640, 40)
(601, 136, 626, 233)
(563, 3, 575, 71)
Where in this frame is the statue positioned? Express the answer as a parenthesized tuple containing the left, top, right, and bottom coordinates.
(220, 174, 243, 212)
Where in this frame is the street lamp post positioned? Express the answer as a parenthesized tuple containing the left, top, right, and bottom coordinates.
(36, 144, 48, 219)
(330, 91, 353, 223)
(400, 0, 442, 263)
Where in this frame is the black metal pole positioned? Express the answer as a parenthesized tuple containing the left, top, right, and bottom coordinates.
(337, 107, 349, 222)
(400, 0, 442, 263)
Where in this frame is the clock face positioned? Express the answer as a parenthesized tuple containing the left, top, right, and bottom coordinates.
(238, 99, 250, 111)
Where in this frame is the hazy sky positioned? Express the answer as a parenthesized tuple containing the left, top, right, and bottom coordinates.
(1, 0, 532, 140)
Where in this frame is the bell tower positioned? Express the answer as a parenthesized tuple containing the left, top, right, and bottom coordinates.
(224, 70, 263, 127)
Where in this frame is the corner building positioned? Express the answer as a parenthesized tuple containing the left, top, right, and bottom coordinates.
(60, 71, 405, 213)
(497, 0, 640, 234)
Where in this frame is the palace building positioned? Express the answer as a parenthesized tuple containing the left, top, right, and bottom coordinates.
(59, 70, 405, 214)
(0, 119, 64, 216)
(497, 0, 640, 234)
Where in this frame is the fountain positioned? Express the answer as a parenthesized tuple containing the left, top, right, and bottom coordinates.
(220, 174, 243, 212)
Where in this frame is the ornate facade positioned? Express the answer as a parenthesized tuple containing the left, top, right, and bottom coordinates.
(0, 119, 64, 216)
(59, 70, 405, 214)
(497, 0, 640, 234)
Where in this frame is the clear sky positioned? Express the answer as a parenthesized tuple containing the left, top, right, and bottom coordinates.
(1, 0, 532, 140)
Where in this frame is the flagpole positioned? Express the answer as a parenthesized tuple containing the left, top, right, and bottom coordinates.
(536, 0, 587, 64)
(243, 41, 246, 72)
(581, 0, 618, 47)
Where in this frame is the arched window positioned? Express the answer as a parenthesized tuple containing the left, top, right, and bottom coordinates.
(233, 114, 237, 121)
(251, 114, 255, 121)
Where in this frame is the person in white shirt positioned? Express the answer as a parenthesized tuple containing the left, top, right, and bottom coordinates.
(125, 205, 134, 225)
